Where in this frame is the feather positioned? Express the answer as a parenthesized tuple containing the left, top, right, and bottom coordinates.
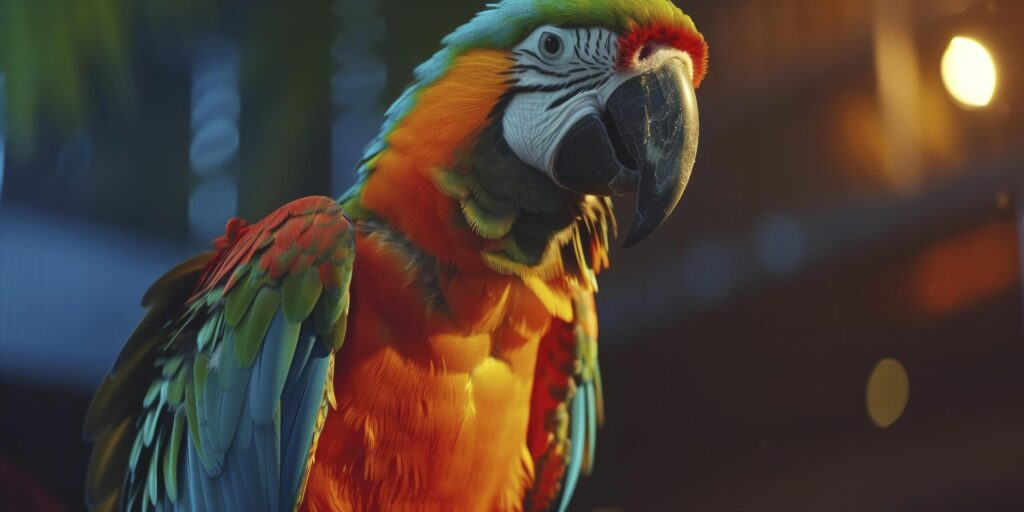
(326, 307, 349, 351)
(584, 382, 597, 474)
(184, 441, 204, 512)
(84, 330, 166, 440)
(166, 367, 187, 407)
(84, 416, 133, 506)
(224, 267, 259, 327)
(147, 431, 164, 507)
(282, 269, 323, 323)
(141, 484, 151, 512)
(142, 253, 214, 307)
(196, 392, 224, 476)
(205, 287, 224, 308)
(109, 306, 177, 378)
(163, 409, 185, 503)
(142, 408, 159, 447)
(281, 341, 332, 510)
(217, 461, 243, 512)
(190, 441, 222, 512)
(195, 313, 221, 353)
(129, 427, 145, 472)
(183, 381, 207, 469)
(471, 185, 519, 215)
(92, 490, 118, 512)
(221, 449, 249, 511)
(250, 310, 301, 424)
(214, 388, 249, 457)
(162, 354, 185, 378)
(193, 353, 211, 392)
(593, 363, 605, 425)
(144, 379, 162, 408)
(231, 388, 263, 509)
(125, 480, 142, 512)
(314, 288, 346, 337)
(202, 370, 226, 451)
(522, 276, 574, 322)
(429, 165, 475, 199)
(270, 246, 301, 280)
(557, 388, 587, 512)
(214, 330, 242, 390)
(461, 196, 518, 239)
(253, 422, 282, 509)
(232, 432, 265, 510)
(234, 287, 281, 367)
(233, 400, 254, 454)
(282, 327, 317, 398)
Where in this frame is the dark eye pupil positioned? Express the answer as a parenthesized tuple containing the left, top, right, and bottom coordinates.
(543, 35, 561, 55)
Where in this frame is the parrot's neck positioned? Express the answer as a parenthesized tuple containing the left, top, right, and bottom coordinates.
(442, 122, 615, 285)
(348, 123, 614, 287)
(342, 49, 614, 286)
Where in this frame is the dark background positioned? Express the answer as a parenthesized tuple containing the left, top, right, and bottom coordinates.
(1, 0, 1022, 510)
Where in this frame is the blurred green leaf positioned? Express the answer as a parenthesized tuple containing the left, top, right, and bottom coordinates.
(0, 0, 130, 154)
(0, 0, 219, 156)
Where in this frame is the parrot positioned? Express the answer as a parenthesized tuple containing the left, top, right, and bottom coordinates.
(83, 0, 708, 511)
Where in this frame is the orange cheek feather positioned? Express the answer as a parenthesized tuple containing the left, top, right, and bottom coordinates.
(361, 50, 514, 271)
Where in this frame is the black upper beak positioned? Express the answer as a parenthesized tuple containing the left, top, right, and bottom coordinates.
(552, 58, 699, 248)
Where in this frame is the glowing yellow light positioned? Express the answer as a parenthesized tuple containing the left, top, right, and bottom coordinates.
(941, 36, 997, 108)
(866, 358, 909, 428)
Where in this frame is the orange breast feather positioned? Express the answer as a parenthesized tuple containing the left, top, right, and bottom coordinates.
(300, 229, 572, 512)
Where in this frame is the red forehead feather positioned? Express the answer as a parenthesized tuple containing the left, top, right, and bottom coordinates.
(617, 22, 709, 88)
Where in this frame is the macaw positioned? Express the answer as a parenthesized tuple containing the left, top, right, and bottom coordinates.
(83, 1, 708, 511)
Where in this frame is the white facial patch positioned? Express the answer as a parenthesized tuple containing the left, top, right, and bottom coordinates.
(501, 25, 696, 179)
(502, 26, 625, 176)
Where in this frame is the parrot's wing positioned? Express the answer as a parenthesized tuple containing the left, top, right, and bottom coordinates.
(83, 196, 355, 512)
(524, 290, 603, 512)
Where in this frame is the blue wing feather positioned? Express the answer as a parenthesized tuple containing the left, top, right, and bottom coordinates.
(280, 339, 332, 511)
(232, 429, 266, 511)
(529, 292, 603, 512)
(188, 441, 221, 511)
(584, 381, 597, 473)
(250, 311, 301, 424)
(557, 385, 589, 512)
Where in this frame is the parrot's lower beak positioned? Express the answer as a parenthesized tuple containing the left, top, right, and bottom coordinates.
(552, 57, 699, 248)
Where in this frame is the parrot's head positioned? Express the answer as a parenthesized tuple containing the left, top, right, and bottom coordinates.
(352, 0, 707, 277)
(489, 4, 707, 247)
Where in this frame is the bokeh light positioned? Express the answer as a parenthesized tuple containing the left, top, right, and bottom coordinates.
(754, 214, 806, 279)
(866, 358, 910, 428)
(190, 41, 240, 244)
(906, 220, 1019, 318)
(941, 36, 997, 108)
(682, 241, 736, 308)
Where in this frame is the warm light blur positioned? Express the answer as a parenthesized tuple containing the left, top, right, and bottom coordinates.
(941, 36, 997, 108)
(866, 358, 910, 429)
(906, 219, 1020, 318)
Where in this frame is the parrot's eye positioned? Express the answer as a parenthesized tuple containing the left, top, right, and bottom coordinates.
(539, 32, 565, 59)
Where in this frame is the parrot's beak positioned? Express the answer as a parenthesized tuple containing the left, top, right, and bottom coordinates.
(552, 57, 699, 248)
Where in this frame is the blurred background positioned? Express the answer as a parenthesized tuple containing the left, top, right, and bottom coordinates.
(0, 0, 1022, 510)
